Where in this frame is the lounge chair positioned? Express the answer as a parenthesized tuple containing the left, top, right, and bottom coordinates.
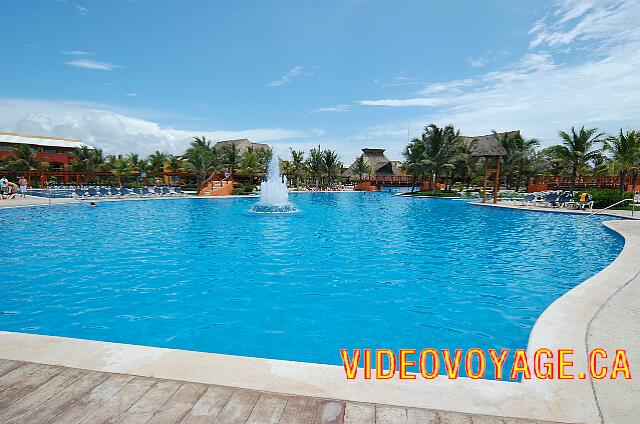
(119, 187, 133, 196)
(577, 193, 594, 210)
(533, 192, 559, 207)
(141, 187, 152, 197)
(132, 188, 142, 196)
(87, 188, 98, 197)
(173, 186, 186, 196)
(161, 186, 172, 196)
(74, 189, 86, 198)
(517, 194, 535, 206)
(556, 192, 574, 208)
(153, 187, 163, 196)
(99, 188, 110, 197)
(110, 187, 120, 197)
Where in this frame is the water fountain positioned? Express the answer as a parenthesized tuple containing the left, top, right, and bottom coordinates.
(252, 152, 298, 213)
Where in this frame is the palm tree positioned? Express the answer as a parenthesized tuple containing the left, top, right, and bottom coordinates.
(167, 155, 184, 173)
(514, 137, 540, 191)
(403, 138, 428, 192)
(218, 144, 240, 174)
(351, 155, 371, 182)
(5, 145, 46, 171)
(306, 146, 324, 188)
(322, 149, 341, 186)
(451, 138, 476, 189)
(126, 153, 146, 173)
(148, 151, 168, 175)
(184, 137, 219, 184)
(239, 150, 260, 184)
(604, 129, 640, 194)
(555, 126, 604, 191)
(289, 149, 305, 188)
(110, 157, 131, 187)
(422, 124, 460, 194)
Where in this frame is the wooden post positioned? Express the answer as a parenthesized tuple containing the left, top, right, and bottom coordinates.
(482, 157, 489, 203)
(493, 156, 501, 204)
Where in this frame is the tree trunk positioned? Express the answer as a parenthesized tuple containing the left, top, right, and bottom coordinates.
(619, 171, 626, 196)
(516, 159, 525, 192)
(571, 164, 577, 192)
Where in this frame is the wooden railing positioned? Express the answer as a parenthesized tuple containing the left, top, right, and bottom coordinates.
(359, 175, 416, 186)
(529, 175, 639, 191)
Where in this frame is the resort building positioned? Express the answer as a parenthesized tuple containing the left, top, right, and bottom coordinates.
(213, 138, 271, 155)
(347, 148, 406, 178)
(0, 132, 92, 171)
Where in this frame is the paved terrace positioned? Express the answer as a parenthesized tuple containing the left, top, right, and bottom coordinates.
(0, 359, 563, 424)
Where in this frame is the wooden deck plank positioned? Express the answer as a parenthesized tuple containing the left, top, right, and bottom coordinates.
(180, 385, 236, 424)
(112, 379, 183, 424)
(245, 393, 288, 424)
(0, 368, 86, 424)
(214, 389, 260, 424)
(375, 406, 408, 424)
(18, 371, 110, 424)
(0, 360, 23, 378)
(0, 363, 40, 388)
(147, 382, 208, 424)
(53, 373, 135, 424)
(279, 396, 318, 424)
(77, 377, 157, 424)
(0, 360, 571, 424)
(343, 403, 375, 424)
(0, 364, 63, 408)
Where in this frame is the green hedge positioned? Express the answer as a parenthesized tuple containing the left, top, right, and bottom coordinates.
(576, 189, 634, 209)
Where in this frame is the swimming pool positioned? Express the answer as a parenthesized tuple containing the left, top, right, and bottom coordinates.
(0, 193, 623, 378)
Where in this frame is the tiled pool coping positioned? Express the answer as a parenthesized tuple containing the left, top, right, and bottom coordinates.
(1, 197, 638, 423)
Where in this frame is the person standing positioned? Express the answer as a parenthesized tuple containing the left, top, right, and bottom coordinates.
(18, 176, 28, 198)
(0, 176, 7, 199)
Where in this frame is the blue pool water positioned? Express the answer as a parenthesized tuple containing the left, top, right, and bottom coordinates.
(0, 194, 623, 378)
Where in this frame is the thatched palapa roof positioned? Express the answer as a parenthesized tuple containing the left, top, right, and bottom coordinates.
(213, 138, 270, 155)
(468, 131, 518, 157)
(347, 148, 406, 177)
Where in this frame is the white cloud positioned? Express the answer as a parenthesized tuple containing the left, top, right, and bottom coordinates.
(0, 98, 315, 156)
(61, 50, 93, 56)
(354, 0, 640, 157)
(65, 59, 121, 71)
(77, 6, 88, 15)
(467, 57, 487, 68)
(358, 98, 446, 107)
(268, 65, 304, 87)
(309, 104, 351, 113)
(124, 92, 139, 97)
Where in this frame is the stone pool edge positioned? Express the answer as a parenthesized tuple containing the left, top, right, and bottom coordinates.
(1, 203, 638, 423)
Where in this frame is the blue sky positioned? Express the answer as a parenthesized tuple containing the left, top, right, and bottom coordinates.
(1, 0, 639, 161)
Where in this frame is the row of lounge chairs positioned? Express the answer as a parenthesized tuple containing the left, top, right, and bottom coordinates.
(515, 191, 594, 210)
(73, 186, 187, 199)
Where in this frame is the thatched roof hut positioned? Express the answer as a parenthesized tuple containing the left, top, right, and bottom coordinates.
(214, 138, 270, 155)
(347, 148, 406, 177)
(467, 131, 518, 157)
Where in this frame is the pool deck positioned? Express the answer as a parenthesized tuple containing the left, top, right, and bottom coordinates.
(1, 196, 638, 423)
(0, 358, 562, 424)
